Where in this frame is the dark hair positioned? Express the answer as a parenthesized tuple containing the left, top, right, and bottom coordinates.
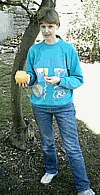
(39, 8, 60, 27)
(56, 34, 62, 39)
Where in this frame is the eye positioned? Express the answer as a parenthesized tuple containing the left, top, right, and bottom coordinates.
(41, 25, 45, 28)
(49, 25, 53, 28)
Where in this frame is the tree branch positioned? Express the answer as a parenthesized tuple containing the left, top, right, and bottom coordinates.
(0, 1, 30, 16)
(26, 0, 40, 8)
(31, 1, 40, 7)
(27, 0, 30, 9)
(0, 0, 39, 17)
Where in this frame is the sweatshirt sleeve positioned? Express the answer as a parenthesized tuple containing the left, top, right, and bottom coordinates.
(25, 46, 37, 86)
(59, 45, 84, 89)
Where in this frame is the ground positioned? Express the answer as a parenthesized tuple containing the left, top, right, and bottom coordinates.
(0, 118, 100, 195)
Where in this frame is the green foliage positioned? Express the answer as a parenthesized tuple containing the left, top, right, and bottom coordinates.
(0, 4, 3, 11)
(65, 0, 100, 63)
(67, 22, 100, 63)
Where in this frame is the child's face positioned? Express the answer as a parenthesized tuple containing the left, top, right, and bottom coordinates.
(40, 23, 58, 43)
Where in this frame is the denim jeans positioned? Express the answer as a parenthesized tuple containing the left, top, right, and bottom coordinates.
(32, 103, 90, 193)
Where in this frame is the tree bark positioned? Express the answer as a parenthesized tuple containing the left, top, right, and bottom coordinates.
(10, 0, 56, 150)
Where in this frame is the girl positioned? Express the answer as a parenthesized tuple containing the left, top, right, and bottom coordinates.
(23, 9, 95, 195)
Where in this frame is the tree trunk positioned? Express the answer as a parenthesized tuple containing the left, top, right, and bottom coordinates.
(10, 20, 39, 150)
(10, 0, 56, 150)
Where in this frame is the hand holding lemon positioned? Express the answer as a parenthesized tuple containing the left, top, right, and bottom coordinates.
(15, 70, 30, 87)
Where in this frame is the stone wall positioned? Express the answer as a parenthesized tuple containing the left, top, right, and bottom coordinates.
(13, 6, 30, 36)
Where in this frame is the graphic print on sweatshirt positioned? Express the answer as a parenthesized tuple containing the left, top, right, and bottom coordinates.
(53, 68, 66, 99)
(32, 68, 66, 99)
(32, 68, 48, 98)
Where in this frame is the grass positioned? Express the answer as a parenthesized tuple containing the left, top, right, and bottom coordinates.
(0, 58, 12, 125)
(0, 52, 100, 195)
(0, 53, 33, 129)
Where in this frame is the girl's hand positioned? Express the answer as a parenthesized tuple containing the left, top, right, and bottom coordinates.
(15, 71, 31, 88)
(19, 74, 31, 88)
(44, 76, 60, 85)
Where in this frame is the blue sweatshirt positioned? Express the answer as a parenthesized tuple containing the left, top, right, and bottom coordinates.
(26, 39, 83, 107)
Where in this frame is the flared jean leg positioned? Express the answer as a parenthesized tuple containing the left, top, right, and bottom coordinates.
(32, 105, 58, 174)
(54, 103, 90, 193)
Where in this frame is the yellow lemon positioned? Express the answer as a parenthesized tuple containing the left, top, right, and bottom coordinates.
(15, 70, 28, 84)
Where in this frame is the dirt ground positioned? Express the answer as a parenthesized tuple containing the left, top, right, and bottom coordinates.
(0, 118, 100, 195)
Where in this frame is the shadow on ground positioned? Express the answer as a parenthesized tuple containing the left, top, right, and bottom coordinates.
(0, 118, 100, 195)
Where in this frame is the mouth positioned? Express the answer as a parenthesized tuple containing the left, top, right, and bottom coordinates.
(44, 34, 51, 37)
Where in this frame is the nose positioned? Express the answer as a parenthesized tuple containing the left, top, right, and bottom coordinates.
(45, 27, 49, 33)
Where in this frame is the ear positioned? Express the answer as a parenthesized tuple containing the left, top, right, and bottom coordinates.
(56, 24, 59, 30)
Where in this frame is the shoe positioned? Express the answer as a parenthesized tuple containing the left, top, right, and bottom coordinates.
(78, 189, 95, 195)
(40, 172, 58, 185)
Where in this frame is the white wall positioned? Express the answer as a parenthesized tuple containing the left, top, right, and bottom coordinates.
(74, 62, 100, 134)
(0, 11, 14, 41)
